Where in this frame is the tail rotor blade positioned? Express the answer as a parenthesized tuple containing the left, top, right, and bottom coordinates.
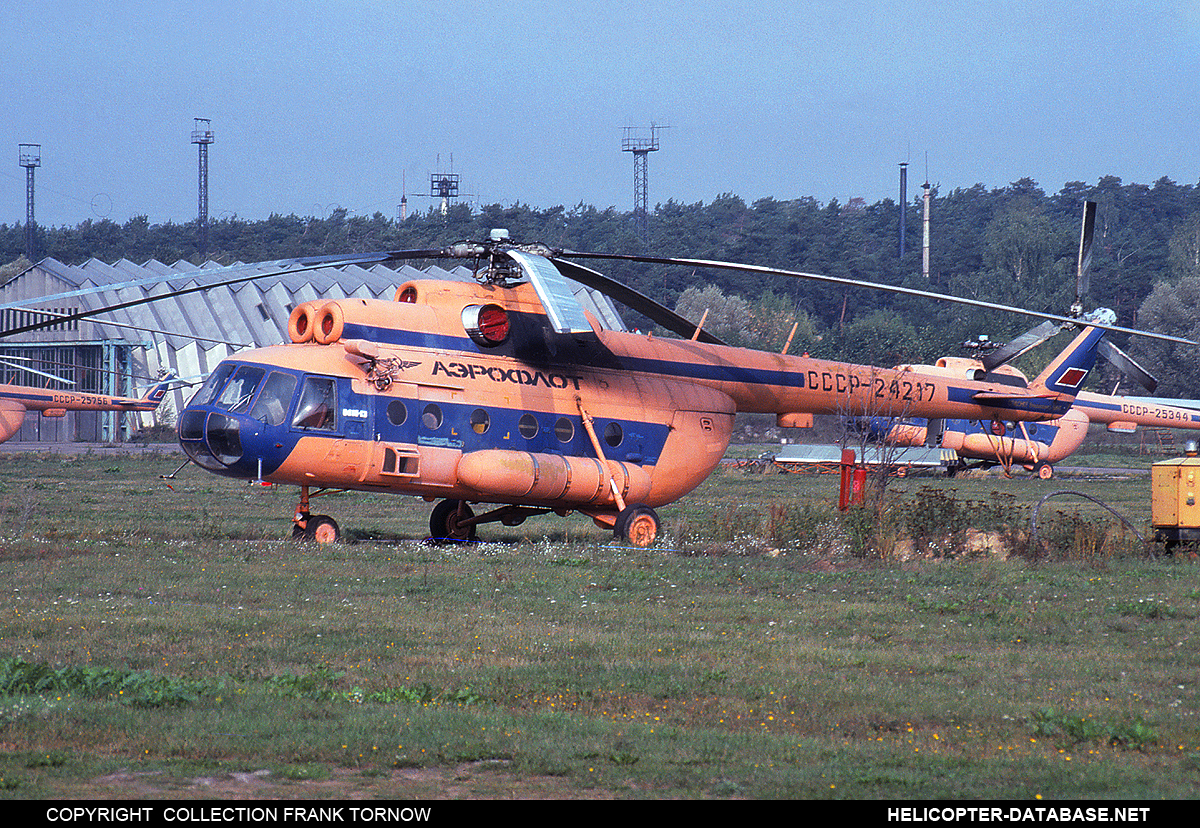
(1097, 339, 1158, 393)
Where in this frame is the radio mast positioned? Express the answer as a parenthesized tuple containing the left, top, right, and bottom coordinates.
(19, 144, 40, 260)
(191, 119, 214, 259)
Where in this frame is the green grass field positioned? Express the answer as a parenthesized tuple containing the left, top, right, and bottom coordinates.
(0, 448, 1197, 799)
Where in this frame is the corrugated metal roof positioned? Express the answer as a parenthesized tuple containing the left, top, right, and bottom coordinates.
(1, 255, 632, 426)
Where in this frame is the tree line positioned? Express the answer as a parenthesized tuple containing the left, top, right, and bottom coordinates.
(4, 174, 1200, 395)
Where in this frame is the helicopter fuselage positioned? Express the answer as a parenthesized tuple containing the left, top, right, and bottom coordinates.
(178, 275, 1101, 542)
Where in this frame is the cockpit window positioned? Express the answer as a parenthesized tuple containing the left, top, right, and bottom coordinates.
(249, 371, 298, 426)
(215, 365, 266, 414)
(292, 376, 337, 431)
(189, 363, 236, 407)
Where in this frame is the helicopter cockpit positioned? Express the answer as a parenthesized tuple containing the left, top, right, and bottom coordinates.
(179, 362, 310, 474)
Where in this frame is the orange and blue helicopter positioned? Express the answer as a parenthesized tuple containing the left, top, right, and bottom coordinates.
(9, 203, 1187, 545)
(849, 201, 1200, 479)
(852, 370, 1200, 479)
(169, 219, 1156, 546)
(0, 367, 173, 444)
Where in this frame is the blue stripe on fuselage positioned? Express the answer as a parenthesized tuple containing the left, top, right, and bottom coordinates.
(340, 322, 806, 388)
(946, 386, 1070, 417)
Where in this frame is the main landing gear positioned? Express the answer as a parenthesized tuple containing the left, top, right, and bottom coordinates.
(614, 504, 660, 547)
(429, 499, 478, 543)
(426, 498, 662, 548)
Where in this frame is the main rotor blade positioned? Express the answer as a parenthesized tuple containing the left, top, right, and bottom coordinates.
(1097, 339, 1158, 393)
(557, 250, 1199, 347)
(550, 257, 727, 345)
(1076, 200, 1097, 305)
(0, 359, 75, 385)
(981, 320, 1064, 372)
(0, 249, 445, 340)
(0, 251, 423, 314)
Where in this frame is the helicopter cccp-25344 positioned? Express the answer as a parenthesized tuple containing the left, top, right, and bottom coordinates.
(172, 229, 1136, 547)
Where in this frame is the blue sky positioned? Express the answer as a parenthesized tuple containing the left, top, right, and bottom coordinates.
(3, 0, 1198, 229)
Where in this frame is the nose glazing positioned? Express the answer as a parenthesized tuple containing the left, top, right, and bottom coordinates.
(179, 408, 243, 470)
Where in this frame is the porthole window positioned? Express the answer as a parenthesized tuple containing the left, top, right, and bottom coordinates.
(518, 413, 539, 439)
(422, 403, 443, 430)
(604, 421, 624, 447)
(470, 408, 490, 434)
(387, 399, 407, 426)
(554, 417, 574, 443)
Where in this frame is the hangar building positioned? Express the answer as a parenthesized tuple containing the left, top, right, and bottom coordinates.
(0, 257, 476, 443)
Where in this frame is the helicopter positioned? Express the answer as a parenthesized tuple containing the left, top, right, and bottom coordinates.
(852, 371, 1200, 479)
(849, 201, 1200, 479)
(165, 211, 1173, 547)
(0, 367, 174, 444)
(8, 203, 1183, 545)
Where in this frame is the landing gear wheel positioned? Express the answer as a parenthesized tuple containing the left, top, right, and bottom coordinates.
(1034, 462, 1054, 480)
(309, 515, 341, 544)
(294, 514, 340, 543)
(430, 499, 477, 543)
(615, 504, 659, 548)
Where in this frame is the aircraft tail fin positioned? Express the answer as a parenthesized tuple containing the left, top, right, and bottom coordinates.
(143, 371, 176, 404)
(1025, 326, 1105, 397)
(970, 326, 1104, 412)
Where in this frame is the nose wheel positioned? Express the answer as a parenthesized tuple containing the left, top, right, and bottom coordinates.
(293, 514, 341, 543)
(291, 486, 342, 543)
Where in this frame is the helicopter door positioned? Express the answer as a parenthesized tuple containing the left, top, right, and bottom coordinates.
(340, 379, 370, 440)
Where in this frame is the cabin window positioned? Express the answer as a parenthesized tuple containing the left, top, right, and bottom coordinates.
(387, 399, 408, 426)
(216, 365, 266, 414)
(518, 413, 539, 439)
(249, 371, 297, 426)
(604, 422, 624, 447)
(554, 417, 574, 443)
(292, 376, 337, 430)
(470, 408, 490, 434)
(422, 403, 443, 430)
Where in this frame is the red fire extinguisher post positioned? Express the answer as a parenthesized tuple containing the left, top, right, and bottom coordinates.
(852, 467, 867, 507)
(839, 448, 855, 511)
(839, 448, 868, 511)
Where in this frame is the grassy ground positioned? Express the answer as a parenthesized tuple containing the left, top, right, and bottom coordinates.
(0, 448, 1197, 799)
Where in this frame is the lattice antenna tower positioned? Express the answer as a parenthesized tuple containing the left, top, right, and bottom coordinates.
(191, 119, 215, 259)
(622, 125, 665, 241)
(19, 144, 40, 260)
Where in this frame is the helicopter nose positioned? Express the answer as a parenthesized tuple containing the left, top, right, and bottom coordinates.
(179, 407, 261, 474)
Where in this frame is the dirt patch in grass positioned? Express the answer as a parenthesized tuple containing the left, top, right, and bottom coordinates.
(76, 762, 622, 799)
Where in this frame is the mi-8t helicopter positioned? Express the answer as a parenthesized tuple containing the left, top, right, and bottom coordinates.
(0, 369, 173, 444)
(168, 202, 1185, 546)
(854, 368, 1200, 479)
(10, 203, 1177, 545)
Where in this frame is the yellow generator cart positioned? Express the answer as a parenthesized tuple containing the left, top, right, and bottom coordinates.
(1151, 445, 1200, 554)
